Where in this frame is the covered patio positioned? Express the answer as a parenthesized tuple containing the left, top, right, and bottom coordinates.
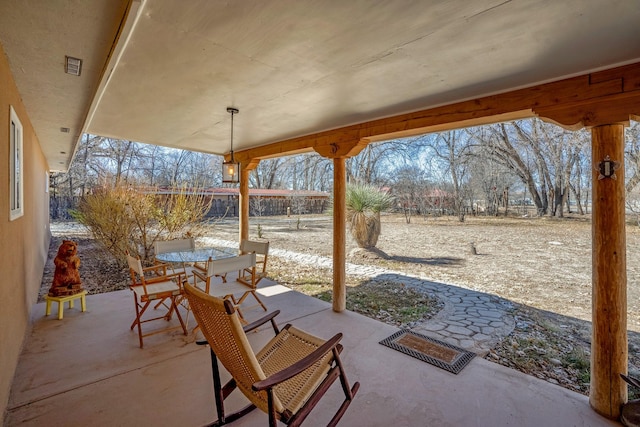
(2, 1, 640, 424)
(5, 278, 617, 427)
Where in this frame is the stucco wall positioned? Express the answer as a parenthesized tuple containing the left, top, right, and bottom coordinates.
(0, 42, 50, 420)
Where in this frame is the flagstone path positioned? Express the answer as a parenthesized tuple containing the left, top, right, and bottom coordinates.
(201, 237, 515, 355)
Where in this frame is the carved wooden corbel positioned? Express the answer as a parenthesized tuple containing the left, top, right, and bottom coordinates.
(313, 138, 370, 159)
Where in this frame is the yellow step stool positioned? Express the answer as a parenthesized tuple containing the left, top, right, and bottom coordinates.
(44, 290, 87, 320)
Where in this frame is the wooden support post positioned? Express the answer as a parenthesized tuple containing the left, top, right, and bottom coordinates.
(239, 165, 250, 244)
(314, 139, 367, 312)
(590, 124, 627, 419)
(333, 157, 346, 312)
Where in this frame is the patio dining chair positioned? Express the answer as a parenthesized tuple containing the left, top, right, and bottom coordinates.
(238, 239, 269, 286)
(192, 252, 267, 321)
(154, 237, 197, 275)
(182, 281, 359, 426)
(126, 253, 187, 348)
(153, 237, 201, 316)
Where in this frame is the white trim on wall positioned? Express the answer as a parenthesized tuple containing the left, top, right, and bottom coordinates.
(9, 105, 24, 221)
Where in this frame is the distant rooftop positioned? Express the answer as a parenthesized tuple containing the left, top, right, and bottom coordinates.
(147, 187, 330, 198)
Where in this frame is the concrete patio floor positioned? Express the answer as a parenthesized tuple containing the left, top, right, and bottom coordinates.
(5, 278, 620, 427)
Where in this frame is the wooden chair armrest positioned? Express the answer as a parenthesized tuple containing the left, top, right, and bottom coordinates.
(192, 269, 207, 282)
(252, 333, 343, 391)
(144, 271, 184, 284)
(143, 263, 168, 275)
(243, 310, 281, 334)
(193, 262, 207, 272)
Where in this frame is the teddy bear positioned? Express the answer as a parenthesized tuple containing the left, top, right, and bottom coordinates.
(48, 240, 83, 297)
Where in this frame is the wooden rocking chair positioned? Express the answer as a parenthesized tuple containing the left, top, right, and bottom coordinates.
(182, 282, 359, 426)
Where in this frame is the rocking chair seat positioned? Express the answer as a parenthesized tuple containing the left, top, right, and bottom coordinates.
(255, 326, 334, 417)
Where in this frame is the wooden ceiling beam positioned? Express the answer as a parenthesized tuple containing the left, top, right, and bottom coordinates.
(232, 61, 640, 162)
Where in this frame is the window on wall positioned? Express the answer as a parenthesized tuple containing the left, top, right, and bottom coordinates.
(9, 105, 23, 220)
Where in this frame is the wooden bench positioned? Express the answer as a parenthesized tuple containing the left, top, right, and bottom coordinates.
(44, 290, 87, 320)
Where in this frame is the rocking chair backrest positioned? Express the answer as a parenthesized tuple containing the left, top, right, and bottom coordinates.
(183, 281, 284, 414)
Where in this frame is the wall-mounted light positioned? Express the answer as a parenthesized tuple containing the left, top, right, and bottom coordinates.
(222, 107, 240, 183)
(65, 56, 82, 76)
(597, 155, 620, 180)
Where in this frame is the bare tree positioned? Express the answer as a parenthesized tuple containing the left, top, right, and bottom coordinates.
(292, 154, 333, 191)
(346, 140, 409, 186)
(478, 119, 587, 217)
(568, 145, 590, 215)
(420, 130, 473, 222)
(625, 121, 640, 193)
(466, 151, 517, 216)
(391, 165, 430, 223)
(484, 122, 548, 216)
(92, 138, 138, 184)
(251, 157, 289, 188)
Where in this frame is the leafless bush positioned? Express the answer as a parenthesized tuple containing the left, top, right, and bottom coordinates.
(74, 183, 212, 266)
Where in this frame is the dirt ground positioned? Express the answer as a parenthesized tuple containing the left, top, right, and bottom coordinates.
(43, 213, 640, 331)
(41, 213, 640, 395)
(210, 213, 640, 332)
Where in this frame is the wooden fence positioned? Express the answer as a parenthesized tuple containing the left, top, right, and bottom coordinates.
(50, 195, 328, 220)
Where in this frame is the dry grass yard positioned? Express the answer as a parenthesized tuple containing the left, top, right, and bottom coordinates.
(215, 213, 640, 332)
(42, 213, 640, 395)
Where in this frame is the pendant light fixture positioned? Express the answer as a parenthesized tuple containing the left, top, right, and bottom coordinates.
(222, 107, 240, 183)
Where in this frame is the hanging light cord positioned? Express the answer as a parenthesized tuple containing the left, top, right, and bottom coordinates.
(228, 107, 237, 163)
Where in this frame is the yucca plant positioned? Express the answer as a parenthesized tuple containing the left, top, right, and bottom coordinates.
(345, 183, 393, 249)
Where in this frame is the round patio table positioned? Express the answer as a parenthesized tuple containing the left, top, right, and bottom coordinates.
(155, 246, 237, 264)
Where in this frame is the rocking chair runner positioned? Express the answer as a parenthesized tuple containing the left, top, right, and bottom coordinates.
(182, 282, 359, 426)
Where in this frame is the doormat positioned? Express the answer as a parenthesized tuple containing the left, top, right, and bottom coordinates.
(379, 330, 476, 374)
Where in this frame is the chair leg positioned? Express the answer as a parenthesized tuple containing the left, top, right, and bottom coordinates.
(251, 291, 267, 311)
(153, 297, 170, 310)
(206, 348, 256, 426)
(267, 389, 278, 427)
(183, 303, 192, 330)
(327, 350, 360, 427)
(236, 291, 267, 312)
(132, 296, 146, 348)
(131, 295, 186, 348)
(210, 350, 226, 423)
(169, 296, 188, 336)
(131, 300, 153, 330)
(286, 350, 360, 427)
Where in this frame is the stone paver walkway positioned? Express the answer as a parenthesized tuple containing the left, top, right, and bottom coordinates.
(201, 238, 515, 355)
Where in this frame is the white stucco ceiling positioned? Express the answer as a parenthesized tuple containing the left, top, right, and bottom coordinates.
(1, 0, 640, 171)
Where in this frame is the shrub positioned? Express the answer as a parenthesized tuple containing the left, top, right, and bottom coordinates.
(75, 183, 212, 266)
